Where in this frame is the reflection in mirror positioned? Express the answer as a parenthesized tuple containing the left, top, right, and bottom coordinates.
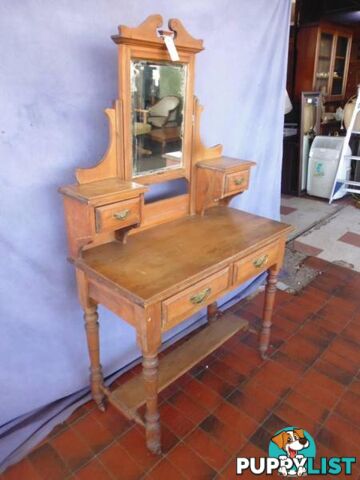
(131, 60, 187, 177)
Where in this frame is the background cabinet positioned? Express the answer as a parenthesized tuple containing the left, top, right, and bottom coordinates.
(295, 22, 352, 101)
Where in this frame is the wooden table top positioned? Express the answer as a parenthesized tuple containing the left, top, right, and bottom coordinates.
(78, 207, 292, 304)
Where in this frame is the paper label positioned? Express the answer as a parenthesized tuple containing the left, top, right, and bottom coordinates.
(163, 35, 180, 62)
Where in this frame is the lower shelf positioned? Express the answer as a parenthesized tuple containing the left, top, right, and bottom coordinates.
(106, 312, 248, 423)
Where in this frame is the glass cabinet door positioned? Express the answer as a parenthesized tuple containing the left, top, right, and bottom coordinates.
(331, 36, 349, 96)
(315, 33, 334, 94)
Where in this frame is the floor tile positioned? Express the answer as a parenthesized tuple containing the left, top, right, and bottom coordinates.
(208, 359, 247, 387)
(249, 426, 272, 452)
(317, 427, 360, 459)
(338, 231, 360, 248)
(2, 458, 42, 480)
(271, 350, 308, 374)
(314, 358, 353, 386)
(293, 241, 323, 257)
(273, 403, 320, 435)
(28, 443, 70, 480)
(118, 427, 159, 471)
(199, 415, 246, 454)
(226, 391, 269, 424)
(213, 401, 258, 438)
(302, 369, 345, 397)
(167, 442, 217, 479)
(335, 391, 360, 425)
(280, 205, 297, 215)
(280, 336, 324, 366)
(185, 429, 229, 471)
(329, 337, 360, 364)
(183, 378, 222, 411)
(72, 412, 114, 455)
(194, 367, 235, 399)
(99, 441, 145, 479)
(51, 427, 93, 471)
(159, 402, 195, 438)
(292, 379, 339, 411)
(168, 390, 209, 424)
(75, 458, 113, 480)
(281, 391, 329, 424)
(90, 404, 132, 438)
(146, 458, 186, 480)
(341, 322, 360, 345)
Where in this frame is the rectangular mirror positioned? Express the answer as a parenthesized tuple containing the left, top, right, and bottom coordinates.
(131, 60, 187, 177)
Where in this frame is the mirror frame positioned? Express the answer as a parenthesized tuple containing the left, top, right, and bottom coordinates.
(112, 15, 203, 184)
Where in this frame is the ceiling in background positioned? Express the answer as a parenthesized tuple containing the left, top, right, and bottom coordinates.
(299, 0, 360, 25)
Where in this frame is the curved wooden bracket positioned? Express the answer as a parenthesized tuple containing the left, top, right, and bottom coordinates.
(76, 100, 122, 185)
(192, 96, 223, 163)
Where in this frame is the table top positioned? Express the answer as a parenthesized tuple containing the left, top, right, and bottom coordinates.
(78, 207, 292, 304)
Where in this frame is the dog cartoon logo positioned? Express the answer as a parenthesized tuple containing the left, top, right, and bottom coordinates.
(269, 427, 316, 477)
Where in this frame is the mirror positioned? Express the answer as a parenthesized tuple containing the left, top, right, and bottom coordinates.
(131, 60, 187, 177)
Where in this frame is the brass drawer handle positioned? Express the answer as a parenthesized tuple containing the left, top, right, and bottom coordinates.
(253, 254, 269, 268)
(234, 177, 245, 186)
(190, 287, 212, 305)
(113, 209, 130, 220)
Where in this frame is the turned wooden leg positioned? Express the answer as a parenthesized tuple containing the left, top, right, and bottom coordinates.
(207, 301, 219, 323)
(83, 303, 105, 412)
(142, 352, 161, 454)
(260, 267, 278, 360)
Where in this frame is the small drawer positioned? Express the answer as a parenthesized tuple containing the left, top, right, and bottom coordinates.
(95, 197, 140, 233)
(224, 170, 250, 195)
(162, 267, 231, 331)
(233, 242, 279, 285)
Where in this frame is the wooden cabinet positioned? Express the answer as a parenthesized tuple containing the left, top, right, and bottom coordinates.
(295, 22, 352, 101)
(59, 15, 293, 455)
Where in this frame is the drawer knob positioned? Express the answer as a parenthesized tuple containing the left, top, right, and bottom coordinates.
(234, 177, 245, 186)
(113, 209, 130, 220)
(190, 287, 212, 305)
(253, 254, 269, 268)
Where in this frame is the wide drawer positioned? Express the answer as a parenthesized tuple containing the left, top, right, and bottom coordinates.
(162, 267, 231, 331)
(95, 197, 140, 233)
(224, 170, 250, 195)
(233, 242, 279, 285)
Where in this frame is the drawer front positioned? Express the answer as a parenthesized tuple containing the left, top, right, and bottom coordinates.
(95, 197, 140, 233)
(224, 170, 250, 195)
(233, 242, 279, 285)
(162, 267, 231, 331)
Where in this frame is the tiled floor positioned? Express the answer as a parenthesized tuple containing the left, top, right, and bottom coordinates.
(280, 195, 342, 240)
(2, 257, 360, 480)
(293, 205, 360, 272)
(281, 195, 360, 272)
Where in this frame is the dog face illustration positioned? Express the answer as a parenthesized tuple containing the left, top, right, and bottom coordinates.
(272, 429, 309, 459)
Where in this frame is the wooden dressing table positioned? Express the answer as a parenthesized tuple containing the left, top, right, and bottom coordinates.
(59, 15, 292, 454)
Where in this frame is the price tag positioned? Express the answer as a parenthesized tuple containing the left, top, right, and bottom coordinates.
(163, 34, 179, 62)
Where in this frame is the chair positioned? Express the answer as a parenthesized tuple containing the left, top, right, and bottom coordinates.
(147, 96, 180, 128)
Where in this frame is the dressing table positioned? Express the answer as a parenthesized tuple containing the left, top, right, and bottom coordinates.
(59, 15, 292, 454)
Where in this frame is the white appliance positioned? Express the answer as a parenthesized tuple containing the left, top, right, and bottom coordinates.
(307, 136, 351, 200)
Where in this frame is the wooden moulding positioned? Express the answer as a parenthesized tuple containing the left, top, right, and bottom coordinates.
(106, 312, 248, 422)
(111, 14, 204, 53)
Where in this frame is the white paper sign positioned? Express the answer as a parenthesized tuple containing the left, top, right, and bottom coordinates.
(163, 35, 179, 62)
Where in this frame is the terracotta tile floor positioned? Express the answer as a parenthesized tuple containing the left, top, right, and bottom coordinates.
(3, 257, 360, 480)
